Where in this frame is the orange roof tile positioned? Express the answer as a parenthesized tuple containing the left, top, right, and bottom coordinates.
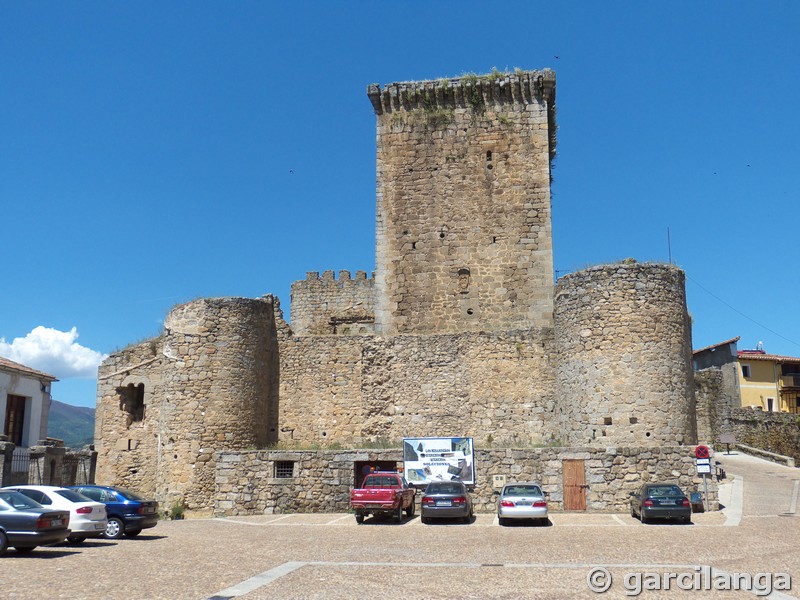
(0, 356, 57, 381)
(737, 351, 800, 364)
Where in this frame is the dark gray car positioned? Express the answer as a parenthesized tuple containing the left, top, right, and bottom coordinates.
(420, 481, 473, 524)
(0, 490, 71, 555)
(630, 482, 692, 524)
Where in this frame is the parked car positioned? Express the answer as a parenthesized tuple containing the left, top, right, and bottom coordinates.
(420, 480, 473, 524)
(350, 472, 416, 524)
(2, 485, 107, 543)
(630, 482, 692, 524)
(0, 490, 71, 555)
(69, 485, 159, 539)
(497, 482, 548, 526)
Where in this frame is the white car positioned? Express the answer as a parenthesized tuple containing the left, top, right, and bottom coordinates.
(1, 485, 107, 543)
(497, 482, 549, 526)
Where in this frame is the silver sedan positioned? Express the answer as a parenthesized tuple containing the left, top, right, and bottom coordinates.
(497, 482, 548, 526)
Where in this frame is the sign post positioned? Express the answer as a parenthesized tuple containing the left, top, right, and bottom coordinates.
(695, 446, 711, 512)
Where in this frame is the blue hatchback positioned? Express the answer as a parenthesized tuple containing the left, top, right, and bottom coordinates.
(69, 485, 159, 539)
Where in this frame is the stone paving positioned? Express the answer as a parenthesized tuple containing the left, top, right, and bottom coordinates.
(2, 451, 798, 599)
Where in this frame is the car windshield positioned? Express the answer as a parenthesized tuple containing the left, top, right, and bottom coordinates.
(647, 486, 684, 498)
(0, 490, 43, 510)
(56, 489, 93, 503)
(504, 485, 542, 497)
(425, 483, 464, 494)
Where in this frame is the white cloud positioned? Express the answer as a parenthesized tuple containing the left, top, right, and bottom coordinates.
(0, 326, 107, 379)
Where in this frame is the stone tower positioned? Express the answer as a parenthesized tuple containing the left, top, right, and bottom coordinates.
(554, 263, 697, 446)
(94, 297, 279, 511)
(368, 71, 556, 335)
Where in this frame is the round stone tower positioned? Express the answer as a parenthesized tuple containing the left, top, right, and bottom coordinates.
(157, 297, 277, 511)
(554, 262, 696, 447)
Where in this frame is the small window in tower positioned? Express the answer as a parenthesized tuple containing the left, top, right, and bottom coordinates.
(603, 417, 612, 426)
(457, 268, 471, 294)
(629, 417, 638, 425)
(274, 461, 295, 479)
(486, 150, 492, 162)
(119, 383, 145, 423)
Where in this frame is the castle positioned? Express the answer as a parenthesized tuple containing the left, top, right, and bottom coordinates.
(95, 70, 704, 513)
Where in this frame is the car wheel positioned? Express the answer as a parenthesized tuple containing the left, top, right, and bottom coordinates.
(125, 529, 142, 538)
(421, 516, 428, 524)
(67, 536, 86, 544)
(15, 546, 36, 554)
(498, 517, 508, 526)
(462, 515, 471, 524)
(395, 504, 403, 524)
(640, 514, 649, 525)
(682, 516, 692, 525)
(0, 531, 7, 556)
(355, 512, 365, 525)
(104, 517, 125, 540)
(405, 502, 415, 518)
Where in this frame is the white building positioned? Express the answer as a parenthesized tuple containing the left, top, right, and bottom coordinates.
(0, 356, 56, 447)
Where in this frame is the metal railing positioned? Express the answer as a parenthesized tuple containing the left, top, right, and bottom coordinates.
(10, 448, 29, 473)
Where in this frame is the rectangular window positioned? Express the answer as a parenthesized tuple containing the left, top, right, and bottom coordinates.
(741, 364, 751, 378)
(274, 461, 295, 479)
(4, 395, 26, 446)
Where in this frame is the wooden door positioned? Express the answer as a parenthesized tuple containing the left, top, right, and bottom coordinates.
(563, 459, 587, 511)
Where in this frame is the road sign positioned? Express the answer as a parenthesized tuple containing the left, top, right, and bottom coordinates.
(695, 445, 710, 459)
(695, 458, 711, 465)
(696, 464, 712, 474)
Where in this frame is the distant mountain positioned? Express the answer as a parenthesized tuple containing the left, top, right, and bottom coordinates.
(48, 400, 95, 449)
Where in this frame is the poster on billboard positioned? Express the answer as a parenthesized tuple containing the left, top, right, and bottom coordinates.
(402, 437, 475, 486)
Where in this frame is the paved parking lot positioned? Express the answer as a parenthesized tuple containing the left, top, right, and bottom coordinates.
(3, 452, 799, 599)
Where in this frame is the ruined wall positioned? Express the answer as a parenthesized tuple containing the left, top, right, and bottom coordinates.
(290, 270, 375, 336)
(95, 296, 280, 512)
(278, 328, 556, 447)
(214, 446, 715, 516)
(95, 338, 165, 495)
(554, 263, 696, 447)
(370, 71, 556, 335)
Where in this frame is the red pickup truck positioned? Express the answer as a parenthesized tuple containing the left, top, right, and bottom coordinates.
(351, 472, 416, 524)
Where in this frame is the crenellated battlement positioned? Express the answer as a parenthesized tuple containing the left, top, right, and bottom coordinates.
(300, 270, 375, 287)
(367, 69, 555, 115)
(290, 269, 376, 336)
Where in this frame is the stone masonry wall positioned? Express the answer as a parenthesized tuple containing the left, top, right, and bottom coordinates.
(370, 71, 556, 335)
(554, 263, 696, 447)
(278, 328, 556, 448)
(95, 337, 165, 497)
(214, 446, 716, 516)
(694, 369, 724, 444)
(290, 270, 375, 336)
(95, 296, 280, 513)
(728, 408, 800, 462)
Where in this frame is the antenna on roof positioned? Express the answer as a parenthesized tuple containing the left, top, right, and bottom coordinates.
(667, 226, 672, 264)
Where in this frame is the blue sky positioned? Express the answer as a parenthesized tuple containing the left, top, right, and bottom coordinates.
(2, 2, 799, 408)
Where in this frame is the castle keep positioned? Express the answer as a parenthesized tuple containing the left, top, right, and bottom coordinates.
(95, 70, 707, 514)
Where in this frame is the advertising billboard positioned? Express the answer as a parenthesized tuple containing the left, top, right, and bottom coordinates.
(402, 437, 475, 486)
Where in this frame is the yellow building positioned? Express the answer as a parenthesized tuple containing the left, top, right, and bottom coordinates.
(737, 347, 800, 413)
(693, 338, 800, 414)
